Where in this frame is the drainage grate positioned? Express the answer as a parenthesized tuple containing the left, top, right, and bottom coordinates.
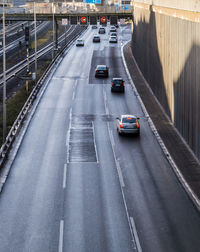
(68, 128, 97, 163)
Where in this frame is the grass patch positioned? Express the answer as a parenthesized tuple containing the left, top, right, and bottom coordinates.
(31, 31, 52, 49)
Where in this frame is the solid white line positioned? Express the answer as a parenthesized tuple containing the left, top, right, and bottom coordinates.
(63, 164, 67, 188)
(92, 121, 99, 163)
(72, 90, 75, 100)
(58, 220, 64, 252)
(130, 217, 142, 252)
(109, 129, 115, 147)
(108, 124, 125, 188)
(103, 85, 109, 115)
(66, 108, 72, 162)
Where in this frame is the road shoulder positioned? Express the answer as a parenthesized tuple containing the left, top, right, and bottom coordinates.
(123, 41, 200, 208)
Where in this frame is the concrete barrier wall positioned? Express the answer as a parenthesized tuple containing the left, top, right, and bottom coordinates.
(133, 0, 200, 12)
(132, 3, 200, 158)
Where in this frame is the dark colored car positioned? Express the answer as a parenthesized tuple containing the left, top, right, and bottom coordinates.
(114, 24, 119, 28)
(99, 27, 106, 34)
(111, 78, 124, 92)
(95, 65, 109, 78)
(116, 115, 140, 136)
(93, 35, 100, 42)
(92, 25, 97, 29)
(110, 32, 117, 37)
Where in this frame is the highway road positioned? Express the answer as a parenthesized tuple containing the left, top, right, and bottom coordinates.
(0, 24, 200, 252)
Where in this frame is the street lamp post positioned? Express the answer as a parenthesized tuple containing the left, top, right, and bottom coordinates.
(34, 2, 37, 81)
(2, 2, 7, 143)
(52, 2, 55, 59)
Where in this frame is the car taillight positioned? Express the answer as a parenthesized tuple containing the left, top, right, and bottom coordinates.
(136, 122, 140, 128)
(96, 70, 98, 72)
(120, 123, 124, 128)
(122, 82, 124, 86)
(112, 82, 114, 86)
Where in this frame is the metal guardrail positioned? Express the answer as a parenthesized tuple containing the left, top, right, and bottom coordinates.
(0, 25, 87, 171)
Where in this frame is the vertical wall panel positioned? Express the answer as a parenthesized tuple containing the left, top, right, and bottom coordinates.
(132, 4, 200, 159)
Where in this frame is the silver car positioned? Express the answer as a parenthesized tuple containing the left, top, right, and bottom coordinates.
(116, 115, 140, 135)
(109, 36, 117, 43)
(76, 39, 84, 46)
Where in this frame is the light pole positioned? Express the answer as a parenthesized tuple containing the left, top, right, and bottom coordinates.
(2, 2, 7, 143)
(34, 2, 37, 82)
(52, 1, 55, 59)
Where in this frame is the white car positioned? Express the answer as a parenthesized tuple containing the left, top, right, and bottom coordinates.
(76, 39, 84, 46)
(109, 36, 117, 43)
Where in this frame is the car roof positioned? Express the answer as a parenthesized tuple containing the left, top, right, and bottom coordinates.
(121, 115, 136, 118)
(112, 78, 123, 80)
(96, 65, 107, 68)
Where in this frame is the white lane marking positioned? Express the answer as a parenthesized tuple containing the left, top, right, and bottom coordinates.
(92, 121, 99, 164)
(107, 118, 137, 248)
(66, 108, 72, 162)
(109, 129, 115, 147)
(72, 80, 78, 100)
(72, 90, 75, 100)
(58, 220, 64, 252)
(63, 164, 67, 188)
(108, 124, 125, 188)
(130, 217, 142, 252)
(103, 84, 109, 115)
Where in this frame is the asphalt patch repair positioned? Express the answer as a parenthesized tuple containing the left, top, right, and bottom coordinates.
(123, 42, 200, 201)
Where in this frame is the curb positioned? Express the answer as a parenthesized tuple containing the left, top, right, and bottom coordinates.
(121, 40, 200, 212)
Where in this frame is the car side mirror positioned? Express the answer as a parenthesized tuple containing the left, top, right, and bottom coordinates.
(116, 117, 119, 120)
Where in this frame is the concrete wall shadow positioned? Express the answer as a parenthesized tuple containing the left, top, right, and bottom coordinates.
(174, 44, 200, 158)
(132, 10, 172, 118)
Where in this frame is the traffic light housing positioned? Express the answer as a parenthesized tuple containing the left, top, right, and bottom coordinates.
(25, 27, 29, 42)
(80, 16, 87, 25)
(100, 16, 107, 26)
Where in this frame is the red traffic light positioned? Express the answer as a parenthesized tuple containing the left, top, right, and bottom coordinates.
(80, 16, 87, 24)
(100, 16, 107, 24)
(25, 27, 29, 41)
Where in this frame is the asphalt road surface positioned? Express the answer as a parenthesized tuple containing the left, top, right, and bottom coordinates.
(0, 24, 200, 252)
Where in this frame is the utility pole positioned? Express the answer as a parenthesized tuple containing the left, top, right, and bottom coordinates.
(52, 2, 55, 59)
(34, 2, 37, 82)
(3, 2, 7, 143)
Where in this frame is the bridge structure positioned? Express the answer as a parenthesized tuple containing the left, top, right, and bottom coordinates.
(0, 3, 133, 22)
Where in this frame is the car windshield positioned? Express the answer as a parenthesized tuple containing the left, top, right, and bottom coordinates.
(77, 40, 82, 42)
(122, 117, 136, 123)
